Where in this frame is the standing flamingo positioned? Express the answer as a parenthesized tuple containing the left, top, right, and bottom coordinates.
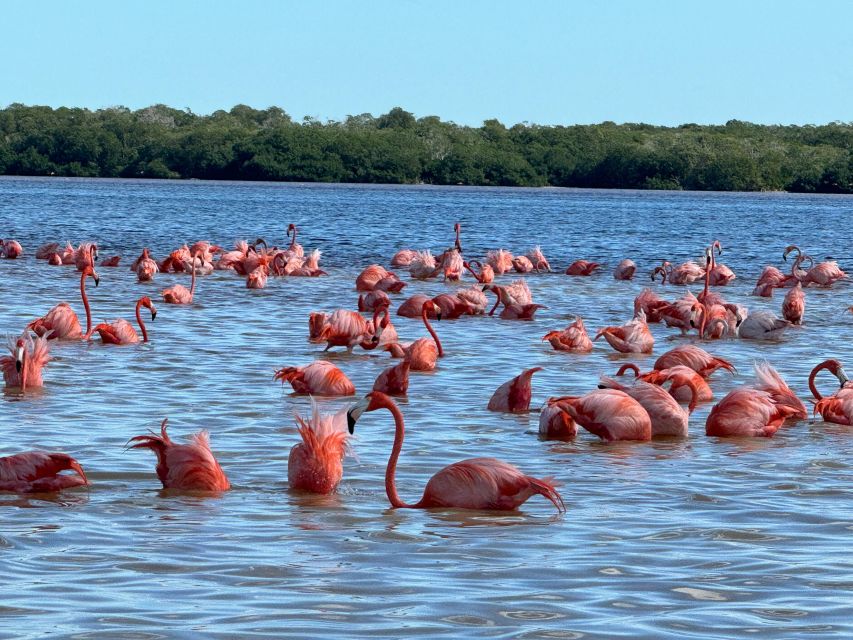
(487, 367, 542, 413)
(129, 418, 230, 491)
(286, 223, 304, 258)
(346, 392, 565, 512)
(2, 332, 50, 391)
(28, 266, 99, 340)
(706, 240, 736, 285)
(0, 452, 88, 493)
(273, 361, 356, 396)
(542, 316, 594, 353)
(287, 404, 349, 494)
(94, 296, 157, 344)
(385, 301, 444, 371)
(162, 251, 200, 304)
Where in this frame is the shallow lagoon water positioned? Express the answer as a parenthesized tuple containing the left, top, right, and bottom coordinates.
(0, 177, 851, 639)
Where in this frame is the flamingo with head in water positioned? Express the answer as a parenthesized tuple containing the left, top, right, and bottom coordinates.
(0, 452, 88, 493)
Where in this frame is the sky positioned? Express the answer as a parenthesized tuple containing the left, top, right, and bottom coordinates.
(1, 0, 852, 127)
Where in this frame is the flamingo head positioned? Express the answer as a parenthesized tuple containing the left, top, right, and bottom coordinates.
(139, 296, 157, 320)
(782, 244, 801, 262)
(83, 265, 100, 286)
(14, 338, 25, 373)
(346, 392, 388, 433)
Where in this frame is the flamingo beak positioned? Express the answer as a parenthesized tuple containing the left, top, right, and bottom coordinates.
(346, 396, 370, 434)
(838, 367, 850, 386)
(94, 275, 100, 286)
(15, 345, 24, 373)
(151, 308, 157, 320)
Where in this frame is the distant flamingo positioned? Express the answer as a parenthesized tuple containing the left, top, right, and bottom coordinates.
(484, 284, 546, 320)
(386, 301, 443, 371)
(594, 311, 654, 354)
(527, 246, 552, 272)
(0, 239, 23, 259)
(538, 398, 578, 439)
(100, 255, 121, 267)
(782, 282, 805, 324)
(288, 405, 349, 494)
(512, 255, 534, 273)
(455, 286, 489, 315)
(0, 452, 88, 493)
(29, 266, 99, 340)
(564, 260, 600, 276)
(162, 251, 200, 304)
(542, 316, 593, 353)
(286, 223, 304, 258)
(613, 259, 636, 280)
(2, 332, 50, 391)
(36, 242, 60, 260)
(346, 392, 565, 512)
(706, 240, 735, 285)
(432, 293, 474, 319)
(666, 260, 705, 285)
(634, 288, 670, 323)
(408, 250, 437, 280)
(246, 263, 269, 289)
(549, 389, 652, 441)
(274, 361, 356, 396)
(784, 245, 846, 287)
(434, 247, 463, 281)
(390, 248, 418, 267)
(94, 296, 157, 344)
(486, 249, 514, 275)
(135, 248, 159, 282)
(487, 367, 542, 413)
(129, 418, 230, 491)
(372, 361, 411, 396)
(653, 345, 735, 379)
(463, 260, 494, 284)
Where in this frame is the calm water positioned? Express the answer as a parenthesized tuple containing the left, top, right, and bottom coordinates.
(1, 177, 851, 639)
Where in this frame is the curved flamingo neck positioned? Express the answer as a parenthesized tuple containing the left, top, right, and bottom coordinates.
(20, 349, 28, 391)
(454, 223, 461, 252)
(289, 226, 297, 249)
(703, 253, 711, 298)
(422, 306, 443, 357)
(684, 378, 699, 414)
(808, 365, 827, 400)
(464, 261, 481, 281)
(378, 397, 416, 509)
(136, 300, 149, 343)
(487, 287, 503, 315)
(81, 271, 93, 339)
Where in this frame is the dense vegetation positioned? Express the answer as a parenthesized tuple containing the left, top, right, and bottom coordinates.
(1, 103, 851, 192)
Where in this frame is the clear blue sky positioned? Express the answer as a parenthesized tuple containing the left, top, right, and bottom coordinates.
(2, 0, 851, 126)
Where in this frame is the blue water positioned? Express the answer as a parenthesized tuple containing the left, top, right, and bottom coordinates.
(1, 177, 851, 639)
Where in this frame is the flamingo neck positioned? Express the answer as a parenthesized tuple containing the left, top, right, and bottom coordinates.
(488, 288, 502, 316)
(136, 300, 149, 343)
(454, 224, 461, 252)
(379, 398, 415, 509)
(808, 366, 825, 400)
(290, 227, 297, 249)
(422, 307, 443, 357)
(189, 254, 198, 299)
(81, 271, 93, 339)
(20, 349, 27, 391)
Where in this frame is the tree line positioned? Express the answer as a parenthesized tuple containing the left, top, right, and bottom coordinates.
(1, 103, 851, 192)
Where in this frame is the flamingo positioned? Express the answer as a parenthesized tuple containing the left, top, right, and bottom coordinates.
(0, 452, 88, 493)
(486, 249, 514, 275)
(512, 255, 534, 273)
(385, 301, 443, 371)
(316, 309, 383, 352)
(463, 260, 494, 284)
(615, 362, 713, 403)
(36, 242, 60, 260)
(706, 240, 735, 285)
(94, 296, 157, 345)
(372, 361, 411, 396)
(736, 310, 790, 340)
(549, 389, 652, 441)
(527, 246, 552, 272)
(455, 286, 489, 315)
(538, 398, 578, 439)
(487, 367, 542, 413)
(397, 294, 434, 318)
(135, 248, 159, 282)
(432, 293, 474, 319)
(654, 345, 735, 379)
(216, 240, 250, 271)
(659, 290, 704, 334)
(355, 265, 406, 293)
(594, 311, 654, 354)
(408, 250, 437, 280)
(273, 361, 356, 396)
(390, 248, 418, 267)
(564, 260, 600, 276)
(634, 288, 670, 324)
(129, 418, 230, 491)
(0, 239, 23, 259)
(100, 255, 121, 267)
(666, 260, 705, 285)
(346, 392, 566, 512)
(161, 251, 200, 304)
(808, 359, 853, 424)
(782, 282, 805, 325)
(484, 284, 545, 321)
(542, 316, 594, 353)
(2, 332, 50, 391)
(613, 259, 636, 280)
(597, 373, 698, 437)
(287, 404, 349, 494)
(28, 266, 99, 340)
(75, 242, 98, 272)
(434, 247, 464, 281)
(358, 290, 391, 313)
(784, 245, 847, 287)
(285, 223, 304, 258)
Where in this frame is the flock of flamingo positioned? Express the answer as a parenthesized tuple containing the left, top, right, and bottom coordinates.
(1, 224, 851, 513)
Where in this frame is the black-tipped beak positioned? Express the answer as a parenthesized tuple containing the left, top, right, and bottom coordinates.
(15, 359, 22, 373)
(94, 276, 100, 287)
(347, 411, 356, 434)
(689, 320, 695, 328)
(151, 310, 157, 320)
(436, 312, 442, 321)
(597, 384, 606, 389)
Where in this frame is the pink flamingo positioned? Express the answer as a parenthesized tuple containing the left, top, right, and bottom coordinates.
(356, 264, 406, 293)
(634, 288, 670, 324)
(594, 311, 654, 354)
(246, 263, 269, 289)
(455, 286, 489, 315)
(29, 266, 99, 340)
(484, 284, 546, 321)
(386, 301, 443, 371)
(486, 249, 514, 275)
(372, 361, 411, 396)
(565, 260, 600, 276)
(512, 255, 534, 273)
(0, 452, 88, 493)
(285, 223, 304, 258)
(94, 296, 157, 345)
(2, 332, 50, 391)
(433, 247, 463, 281)
(397, 294, 434, 318)
(162, 251, 200, 304)
(549, 389, 652, 441)
(665, 260, 705, 285)
(0, 239, 23, 259)
(613, 259, 636, 280)
(538, 398, 578, 439)
(274, 361, 356, 396)
(407, 250, 437, 280)
(654, 345, 735, 379)
(598, 373, 698, 437)
(216, 240, 250, 271)
(316, 308, 386, 352)
(487, 367, 543, 413)
(706, 240, 735, 285)
(390, 248, 418, 267)
(782, 282, 805, 324)
(358, 290, 391, 313)
(135, 248, 159, 282)
(36, 242, 60, 260)
(527, 246, 552, 272)
(346, 392, 566, 512)
(432, 293, 474, 319)
(287, 405, 349, 494)
(659, 290, 704, 334)
(615, 363, 713, 403)
(100, 255, 121, 267)
(464, 260, 495, 284)
(542, 316, 594, 353)
(809, 359, 853, 424)
(129, 418, 230, 491)
(75, 242, 98, 271)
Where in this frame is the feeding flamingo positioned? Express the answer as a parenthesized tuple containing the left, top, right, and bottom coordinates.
(94, 296, 157, 345)
(463, 260, 494, 284)
(359, 290, 391, 313)
(564, 260, 600, 276)
(372, 361, 411, 396)
(134, 248, 159, 282)
(356, 265, 406, 293)
(287, 404, 349, 494)
(613, 259, 636, 280)
(527, 246, 552, 272)
(512, 255, 534, 273)
(487, 367, 542, 413)
(0, 452, 88, 493)
(634, 288, 670, 323)
(782, 283, 805, 325)
(346, 392, 565, 512)
(548, 389, 652, 441)
(615, 362, 714, 403)
(538, 398, 578, 439)
(28, 266, 99, 340)
(274, 361, 356, 396)
(0, 239, 23, 259)
(597, 373, 698, 438)
(129, 418, 230, 491)
(486, 249, 514, 275)
(2, 332, 50, 392)
(484, 284, 546, 321)
(653, 345, 735, 379)
(594, 311, 654, 354)
(808, 359, 853, 424)
(542, 316, 594, 353)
